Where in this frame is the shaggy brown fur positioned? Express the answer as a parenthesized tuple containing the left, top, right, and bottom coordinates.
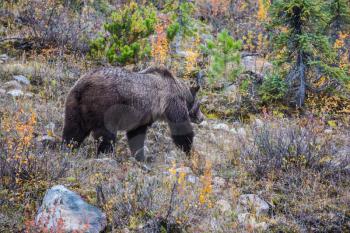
(62, 66, 203, 161)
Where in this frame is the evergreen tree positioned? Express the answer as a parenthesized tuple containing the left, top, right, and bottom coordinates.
(89, 2, 157, 65)
(326, 0, 350, 71)
(327, 0, 350, 39)
(269, 0, 349, 107)
(201, 30, 242, 87)
(164, 0, 197, 41)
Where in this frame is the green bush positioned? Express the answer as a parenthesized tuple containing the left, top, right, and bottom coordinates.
(259, 73, 287, 104)
(201, 29, 242, 86)
(165, 1, 197, 40)
(166, 22, 180, 41)
(89, 2, 157, 65)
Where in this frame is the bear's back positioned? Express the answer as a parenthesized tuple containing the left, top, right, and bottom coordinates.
(77, 67, 172, 96)
(68, 67, 183, 131)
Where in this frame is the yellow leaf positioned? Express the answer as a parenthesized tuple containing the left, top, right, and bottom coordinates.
(320, 156, 332, 164)
(327, 120, 337, 128)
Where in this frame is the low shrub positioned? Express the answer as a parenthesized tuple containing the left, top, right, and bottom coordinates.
(259, 73, 287, 104)
(238, 117, 349, 181)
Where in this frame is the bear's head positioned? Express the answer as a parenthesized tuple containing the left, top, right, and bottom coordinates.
(139, 65, 204, 124)
(188, 85, 204, 124)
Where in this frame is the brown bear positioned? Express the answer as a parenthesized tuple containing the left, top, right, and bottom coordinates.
(62, 66, 204, 161)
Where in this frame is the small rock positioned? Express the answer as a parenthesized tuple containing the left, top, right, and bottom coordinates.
(7, 89, 24, 97)
(324, 129, 333, 134)
(176, 50, 192, 58)
(254, 222, 269, 231)
(39, 135, 57, 141)
(224, 84, 237, 93)
(237, 128, 247, 137)
(122, 228, 131, 233)
(199, 120, 209, 127)
(3, 80, 22, 90)
(254, 118, 264, 128)
(242, 55, 272, 76)
(187, 174, 199, 184)
(0, 54, 9, 62)
(209, 133, 217, 143)
(24, 92, 33, 98)
(38, 135, 58, 148)
(213, 123, 229, 131)
(210, 218, 220, 231)
(144, 146, 150, 154)
(230, 128, 237, 134)
(165, 151, 177, 163)
(45, 122, 56, 131)
(13, 75, 30, 85)
(175, 166, 192, 174)
(237, 213, 250, 223)
(0, 88, 6, 96)
(216, 199, 231, 212)
(35, 185, 107, 233)
(237, 194, 269, 217)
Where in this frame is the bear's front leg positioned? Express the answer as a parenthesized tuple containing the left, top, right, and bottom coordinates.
(127, 125, 148, 162)
(171, 130, 194, 154)
(165, 98, 194, 155)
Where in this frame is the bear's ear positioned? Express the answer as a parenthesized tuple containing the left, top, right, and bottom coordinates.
(139, 65, 174, 79)
(190, 85, 200, 96)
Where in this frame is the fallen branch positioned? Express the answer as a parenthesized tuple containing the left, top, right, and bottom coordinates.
(241, 52, 260, 58)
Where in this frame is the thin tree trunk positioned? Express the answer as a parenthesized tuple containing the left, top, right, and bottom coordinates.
(296, 52, 306, 107)
(292, 5, 305, 107)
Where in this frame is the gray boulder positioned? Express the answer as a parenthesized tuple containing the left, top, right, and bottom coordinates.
(3, 80, 22, 90)
(35, 185, 107, 233)
(0, 54, 9, 63)
(242, 55, 272, 77)
(13, 75, 30, 85)
(237, 194, 269, 217)
(7, 89, 24, 97)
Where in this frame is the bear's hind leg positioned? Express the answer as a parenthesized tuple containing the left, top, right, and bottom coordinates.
(127, 125, 148, 162)
(92, 127, 116, 154)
